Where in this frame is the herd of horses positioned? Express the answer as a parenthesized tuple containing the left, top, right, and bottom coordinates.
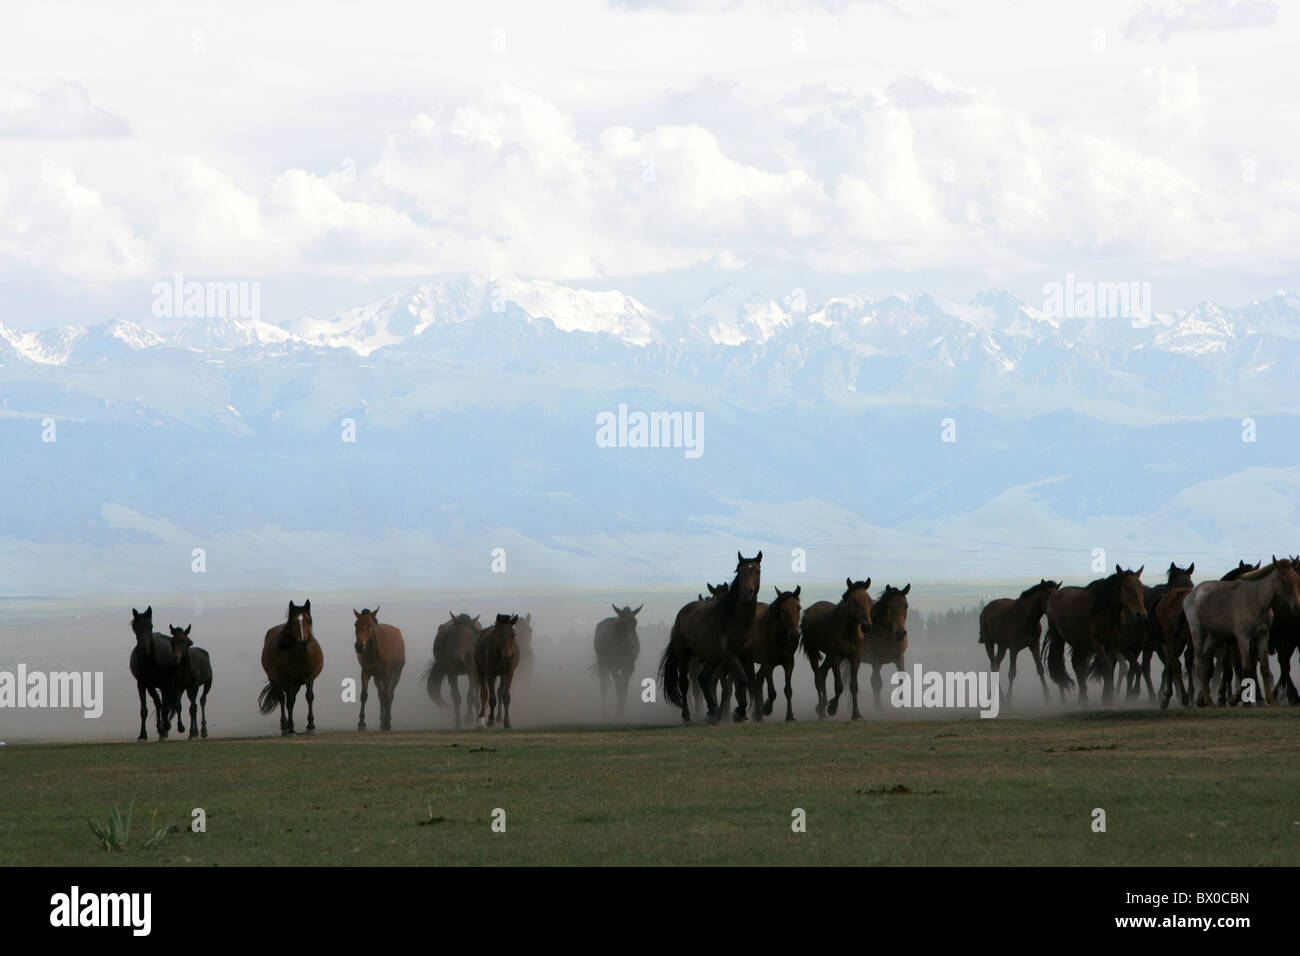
(123, 551, 1300, 738)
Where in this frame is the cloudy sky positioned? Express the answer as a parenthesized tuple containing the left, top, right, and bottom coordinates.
(1, 0, 1297, 326)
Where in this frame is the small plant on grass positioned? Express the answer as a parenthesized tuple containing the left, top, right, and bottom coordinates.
(87, 801, 134, 852)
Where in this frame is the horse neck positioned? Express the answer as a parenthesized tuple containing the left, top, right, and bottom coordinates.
(1013, 592, 1047, 631)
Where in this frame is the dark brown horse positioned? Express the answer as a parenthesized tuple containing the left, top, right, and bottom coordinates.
(353, 606, 405, 731)
(423, 612, 482, 728)
(979, 579, 1058, 704)
(1128, 562, 1194, 701)
(1042, 565, 1146, 704)
(800, 578, 872, 720)
(658, 552, 762, 723)
(129, 606, 179, 740)
(752, 586, 802, 720)
(1185, 558, 1300, 707)
(1154, 585, 1194, 709)
(475, 613, 521, 728)
(863, 583, 910, 710)
(594, 604, 641, 718)
(167, 624, 212, 739)
(258, 600, 324, 735)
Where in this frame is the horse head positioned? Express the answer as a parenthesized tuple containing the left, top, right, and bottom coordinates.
(612, 603, 642, 636)
(130, 606, 155, 653)
(733, 551, 763, 604)
(1115, 565, 1147, 624)
(167, 623, 193, 665)
(772, 586, 802, 642)
(842, 578, 873, 639)
(1167, 562, 1194, 589)
(353, 606, 381, 655)
(875, 583, 911, 642)
(286, 599, 314, 647)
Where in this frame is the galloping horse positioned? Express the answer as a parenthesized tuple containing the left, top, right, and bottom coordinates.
(863, 583, 910, 710)
(475, 613, 521, 728)
(129, 606, 179, 741)
(979, 579, 1058, 704)
(1042, 565, 1146, 704)
(1129, 562, 1194, 700)
(752, 587, 802, 721)
(167, 624, 213, 739)
(423, 612, 481, 729)
(1185, 558, 1300, 707)
(658, 552, 762, 723)
(593, 604, 642, 718)
(258, 600, 324, 735)
(353, 606, 405, 731)
(800, 578, 872, 720)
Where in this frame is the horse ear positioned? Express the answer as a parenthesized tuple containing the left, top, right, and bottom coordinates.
(738, 551, 744, 565)
(1187, 563, 1194, 574)
(1115, 564, 1122, 575)
(354, 609, 360, 618)
(864, 578, 871, 589)
(846, 577, 853, 589)
(612, 603, 619, 615)
(756, 551, 762, 563)
(373, 605, 380, 616)
(793, 585, 800, 597)
(511, 614, 519, 625)
(185, 624, 191, 636)
(1136, 565, 1143, 577)
(449, 611, 456, 622)
(132, 608, 139, 619)
(304, 599, 311, 612)
(774, 586, 781, 598)
(633, 604, 643, 615)
(901, 583, 911, 595)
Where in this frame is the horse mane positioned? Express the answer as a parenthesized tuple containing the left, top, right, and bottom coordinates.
(1240, 562, 1280, 582)
(1084, 571, 1126, 616)
(771, 589, 799, 614)
(841, 579, 871, 601)
(871, 586, 904, 624)
(1017, 580, 1055, 601)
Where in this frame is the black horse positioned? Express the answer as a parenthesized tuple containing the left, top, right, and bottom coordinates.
(129, 606, 180, 740)
(168, 624, 214, 739)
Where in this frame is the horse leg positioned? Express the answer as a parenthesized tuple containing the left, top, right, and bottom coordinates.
(449, 674, 462, 730)
(598, 664, 610, 717)
(1069, 648, 1090, 707)
(149, 686, 169, 739)
(698, 661, 720, 723)
(278, 690, 288, 734)
(1250, 630, 1278, 706)
(1194, 642, 1215, 708)
(174, 686, 186, 734)
(762, 665, 776, 716)
(864, 662, 879, 716)
(199, 683, 209, 738)
(305, 680, 316, 732)
(676, 656, 692, 723)
(827, 658, 844, 717)
(722, 652, 749, 723)
(812, 657, 829, 719)
(188, 688, 199, 739)
(283, 686, 299, 735)
(136, 681, 149, 740)
(1100, 651, 1116, 705)
(615, 669, 629, 719)
(782, 663, 795, 721)
(358, 672, 371, 731)
(1006, 647, 1018, 706)
(487, 675, 498, 727)
(501, 673, 514, 730)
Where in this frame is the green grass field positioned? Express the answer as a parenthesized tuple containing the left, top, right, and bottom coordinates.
(2, 710, 1297, 866)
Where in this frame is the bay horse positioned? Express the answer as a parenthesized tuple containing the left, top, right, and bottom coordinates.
(129, 606, 179, 740)
(167, 624, 213, 739)
(752, 586, 802, 720)
(1129, 562, 1194, 701)
(979, 579, 1058, 704)
(1185, 558, 1300, 707)
(1154, 586, 1194, 709)
(258, 600, 324, 735)
(688, 582, 729, 715)
(658, 552, 762, 723)
(1041, 565, 1146, 704)
(475, 613, 520, 728)
(862, 583, 910, 710)
(353, 606, 405, 731)
(593, 604, 642, 718)
(800, 578, 872, 720)
(423, 612, 482, 728)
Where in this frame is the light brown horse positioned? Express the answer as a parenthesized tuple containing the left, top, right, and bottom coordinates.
(863, 583, 910, 710)
(752, 586, 802, 721)
(423, 612, 482, 728)
(800, 578, 872, 720)
(258, 600, 324, 735)
(1042, 566, 1146, 704)
(594, 604, 642, 718)
(1185, 558, 1300, 707)
(658, 552, 762, 723)
(353, 606, 405, 732)
(979, 579, 1058, 704)
(475, 613, 521, 729)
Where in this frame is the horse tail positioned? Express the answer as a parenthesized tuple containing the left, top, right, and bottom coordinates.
(658, 638, 683, 709)
(422, 659, 446, 706)
(257, 681, 282, 715)
(1041, 621, 1074, 690)
(977, 611, 988, 645)
(1087, 652, 1110, 684)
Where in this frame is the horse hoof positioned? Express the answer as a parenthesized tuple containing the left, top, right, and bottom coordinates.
(201, 729, 208, 739)
(826, 702, 839, 716)
(137, 734, 147, 741)
(786, 715, 796, 722)
(358, 723, 367, 732)
(503, 722, 511, 730)
(189, 732, 198, 740)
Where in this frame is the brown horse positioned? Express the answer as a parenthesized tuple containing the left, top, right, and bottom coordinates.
(1185, 558, 1300, 707)
(658, 552, 762, 723)
(1154, 585, 1194, 709)
(800, 578, 872, 720)
(594, 604, 642, 718)
(353, 606, 405, 731)
(423, 612, 482, 728)
(1194, 559, 1265, 701)
(752, 586, 802, 720)
(863, 583, 910, 710)
(258, 600, 324, 735)
(979, 579, 1058, 704)
(167, 624, 213, 739)
(1128, 562, 1195, 701)
(475, 613, 521, 728)
(1269, 556, 1300, 705)
(1042, 565, 1146, 704)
